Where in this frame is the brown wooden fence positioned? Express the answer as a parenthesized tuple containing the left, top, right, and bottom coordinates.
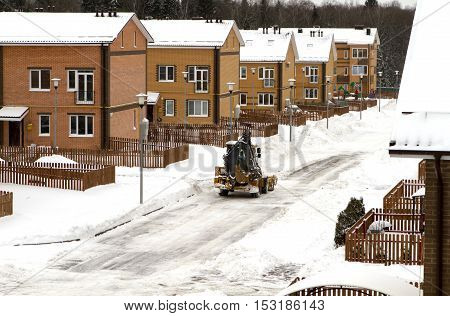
(239, 109, 306, 127)
(347, 101, 368, 112)
(148, 125, 238, 147)
(345, 208, 424, 265)
(287, 286, 387, 296)
(0, 191, 13, 218)
(383, 179, 425, 213)
(0, 162, 115, 191)
(0, 144, 189, 168)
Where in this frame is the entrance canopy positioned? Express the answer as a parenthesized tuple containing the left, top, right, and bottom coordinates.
(0, 106, 29, 122)
(146, 92, 160, 105)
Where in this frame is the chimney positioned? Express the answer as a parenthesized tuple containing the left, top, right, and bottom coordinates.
(366, 28, 371, 35)
(298, 28, 303, 33)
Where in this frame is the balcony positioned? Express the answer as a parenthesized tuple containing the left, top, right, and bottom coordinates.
(75, 90, 95, 105)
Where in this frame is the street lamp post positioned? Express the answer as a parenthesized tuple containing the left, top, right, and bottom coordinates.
(360, 75, 363, 120)
(136, 93, 148, 205)
(325, 76, 332, 129)
(288, 78, 296, 142)
(378, 71, 383, 112)
(227, 82, 235, 135)
(286, 98, 293, 142)
(182, 71, 189, 129)
(51, 78, 60, 151)
(395, 70, 400, 104)
(251, 68, 256, 108)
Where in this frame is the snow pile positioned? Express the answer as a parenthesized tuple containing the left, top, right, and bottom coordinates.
(35, 155, 77, 164)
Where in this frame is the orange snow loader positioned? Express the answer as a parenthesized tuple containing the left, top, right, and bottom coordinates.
(214, 130, 277, 198)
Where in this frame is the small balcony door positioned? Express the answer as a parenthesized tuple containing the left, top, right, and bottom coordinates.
(195, 68, 208, 93)
(77, 71, 94, 104)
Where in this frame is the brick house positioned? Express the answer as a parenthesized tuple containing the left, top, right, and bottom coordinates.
(0, 12, 152, 149)
(239, 29, 297, 111)
(389, 0, 449, 296)
(292, 34, 337, 105)
(286, 27, 379, 98)
(141, 19, 244, 125)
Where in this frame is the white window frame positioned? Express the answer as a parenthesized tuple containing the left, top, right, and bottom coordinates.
(187, 66, 209, 93)
(67, 70, 77, 92)
(195, 67, 208, 93)
(258, 67, 274, 87)
(352, 48, 368, 59)
(165, 99, 175, 116)
(258, 93, 274, 106)
(240, 66, 247, 80)
(239, 93, 247, 106)
(344, 67, 349, 76)
(187, 100, 208, 117)
(39, 114, 50, 136)
(305, 88, 318, 99)
(158, 65, 175, 82)
(352, 65, 368, 76)
(69, 115, 94, 137)
(344, 50, 349, 60)
(308, 66, 319, 84)
(29, 69, 50, 91)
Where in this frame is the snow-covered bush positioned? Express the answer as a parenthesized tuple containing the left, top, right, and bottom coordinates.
(334, 197, 365, 247)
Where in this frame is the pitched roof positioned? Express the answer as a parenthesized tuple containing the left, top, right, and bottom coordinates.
(389, 0, 450, 156)
(279, 27, 379, 45)
(240, 30, 298, 62)
(0, 12, 153, 45)
(293, 34, 336, 63)
(142, 19, 244, 48)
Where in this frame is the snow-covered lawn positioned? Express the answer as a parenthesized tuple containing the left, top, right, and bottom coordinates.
(0, 100, 423, 295)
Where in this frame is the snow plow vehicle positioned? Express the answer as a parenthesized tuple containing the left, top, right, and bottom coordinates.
(214, 130, 277, 197)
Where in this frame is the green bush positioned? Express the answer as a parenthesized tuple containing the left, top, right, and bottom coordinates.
(334, 197, 365, 247)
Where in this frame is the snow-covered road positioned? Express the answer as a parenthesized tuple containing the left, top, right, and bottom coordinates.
(1, 153, 365, 295)
(0, 101, 422, 295)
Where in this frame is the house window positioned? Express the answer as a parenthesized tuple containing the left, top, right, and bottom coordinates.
(344, 67, 349, 76)
(352, 65, 368, 76)
(240, 66, 247, 80)
(258, 93, 274, 106)
(69, 115, 94, 137)
(165, 99, 175, 116)
(305, 66, 319, 83)
(158, 66, 175, 82)
(187, 100, 208, 117)
(352, 48, 368, 59)
(30, 69, 50, 91)
(39, 114, 50, 136)
(258, 67, 274, 87)
(133, 31, 137, 48)
(68, 70, 94, 104)
(344, 50, 349, 59)
(240, 93, 247, 105)
(305, 88, 318, 99)
(187, 66, 209, 92)
(121, 31, 124, 48)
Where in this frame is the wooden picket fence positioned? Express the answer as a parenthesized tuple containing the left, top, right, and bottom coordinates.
(0, 162, 115, 191)
(0, 191, 13, 218)
(383, 179, 425, 213)
(287, 286, 387, 296)
(0, 144, 189, 168)
(345, 208, 424, 265)
(239, 109, 307, 127)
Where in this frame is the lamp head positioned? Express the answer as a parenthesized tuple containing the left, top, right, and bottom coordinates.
(227, 82, 235, 93)
(136, 93, 148, 108)
(288, 78, 296, 87)
(51, 78, 61, 89)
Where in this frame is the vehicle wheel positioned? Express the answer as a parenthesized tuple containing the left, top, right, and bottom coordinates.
(251, 192, 260, 198)
(261, 179, 268, 194)
(219, 189, 229, 196)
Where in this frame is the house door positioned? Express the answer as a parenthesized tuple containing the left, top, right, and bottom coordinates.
(8, 121, 21, 146)
(77, 71, 94, 104)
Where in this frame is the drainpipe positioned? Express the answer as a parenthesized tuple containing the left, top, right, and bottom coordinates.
(101, 44, 110, 149)
(278, 62, 282, 112)
(434, 155, 444, 295)
(322, 62, 326, 104)
(214, 48, 220, 124)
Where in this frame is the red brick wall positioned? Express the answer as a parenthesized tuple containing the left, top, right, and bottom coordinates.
(424, 159, 450, 295)
(2, 45, 103, 149)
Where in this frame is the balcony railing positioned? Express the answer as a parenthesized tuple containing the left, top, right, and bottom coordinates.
(75, 90, 95, 105)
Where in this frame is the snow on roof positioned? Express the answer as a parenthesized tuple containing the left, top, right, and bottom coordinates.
(293, 34, 336, 63)
(142, 19, 244, 48)
(389, 0, 450, 156)
(279, 27, 379, 45)
(0, 106, 29, 121)
(146, 92, 160, 105)
(0, 12, 152, 44)
(278, 267, 419, 296)
(240, 30, 298, 62)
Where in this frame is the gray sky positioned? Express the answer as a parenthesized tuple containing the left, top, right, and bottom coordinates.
(310, 0, 417, 8)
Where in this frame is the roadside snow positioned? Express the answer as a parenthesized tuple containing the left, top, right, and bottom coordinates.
(34, 155, 77, 164)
